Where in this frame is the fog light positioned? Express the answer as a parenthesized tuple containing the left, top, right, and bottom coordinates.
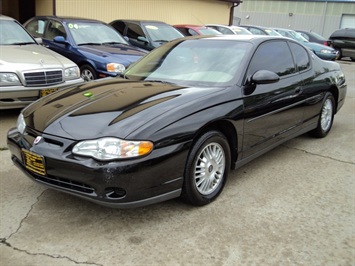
(105, 187, 126, 199)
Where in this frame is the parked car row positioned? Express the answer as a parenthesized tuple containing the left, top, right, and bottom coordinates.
(1, 13, 353, 110)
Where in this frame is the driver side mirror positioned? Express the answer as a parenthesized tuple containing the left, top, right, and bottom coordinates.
(137, 36, 148, 43)
(53, 36, 69, 45)
(244, 70, 280, 95)
(249, 70, 280, 84)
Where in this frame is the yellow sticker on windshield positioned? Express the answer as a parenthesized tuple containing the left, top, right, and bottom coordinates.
(146, 25, 158, 30)
(68, 23, 73, 29)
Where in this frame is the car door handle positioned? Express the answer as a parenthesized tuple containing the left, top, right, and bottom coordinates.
(295, 87, 303, 94)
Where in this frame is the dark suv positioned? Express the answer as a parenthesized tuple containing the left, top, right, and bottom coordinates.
(329, 28, 355, 61)
(109, 20, 184, 51)
(24, 16, 147, 81)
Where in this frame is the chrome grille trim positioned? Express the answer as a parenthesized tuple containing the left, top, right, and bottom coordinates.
(24, 70, 63, 86)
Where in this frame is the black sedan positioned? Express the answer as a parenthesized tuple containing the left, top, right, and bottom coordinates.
(7, 35, 347, 208)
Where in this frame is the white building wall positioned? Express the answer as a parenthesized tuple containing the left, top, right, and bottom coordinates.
(234, 0, 355, 38)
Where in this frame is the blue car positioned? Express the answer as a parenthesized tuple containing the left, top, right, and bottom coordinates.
(272, 27, 338, 61)
(24, 16, 147, 81)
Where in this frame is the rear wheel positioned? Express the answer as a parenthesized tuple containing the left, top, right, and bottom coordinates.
(181, 131, 231, 206)
(310, 92, 335, 138)
(80, 65, 97, 81)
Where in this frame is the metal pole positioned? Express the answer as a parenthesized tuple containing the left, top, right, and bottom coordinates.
(53, 0, 56, 15)
(321, 1, 328, 36)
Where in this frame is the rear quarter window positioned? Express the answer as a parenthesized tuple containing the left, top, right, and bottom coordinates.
(289, 42, 310, 72)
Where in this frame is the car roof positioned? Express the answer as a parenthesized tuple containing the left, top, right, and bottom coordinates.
(241, 25, 269, 29)
(111, 19, 168, 25)
(330, 28, 355, 38)
(174, 24, 209, 29)
(26, 16, 105, 24)
(271, 27, 294, 31)
(206, 24, 231, 28)
(0, 15, 16, 21)
(176, 34, 288, 43)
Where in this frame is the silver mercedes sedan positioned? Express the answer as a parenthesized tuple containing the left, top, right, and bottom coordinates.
(0, 15, 83, 109)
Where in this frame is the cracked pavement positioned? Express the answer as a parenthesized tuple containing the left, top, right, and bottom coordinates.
(0, 61, 354, 266)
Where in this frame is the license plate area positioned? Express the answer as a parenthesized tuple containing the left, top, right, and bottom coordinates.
(22, 149, 46, 176)
(40, 88, 58, 97)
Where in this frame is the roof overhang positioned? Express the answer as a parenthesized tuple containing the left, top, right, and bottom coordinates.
(218, 0, 243, 4)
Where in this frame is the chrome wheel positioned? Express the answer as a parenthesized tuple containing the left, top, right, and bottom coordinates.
(81, 69, 95, 81)
(310, 92, 335, 138)
(80, 65, 97, 81)
(193, 142, 225, 195)
(321, 98, 333, 132)
(182, 131, 230, 206)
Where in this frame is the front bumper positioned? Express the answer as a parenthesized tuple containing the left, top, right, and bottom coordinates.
(315, 51, 338, 61)
(0, 78, 83, 110)
(7, 127, 189, 208)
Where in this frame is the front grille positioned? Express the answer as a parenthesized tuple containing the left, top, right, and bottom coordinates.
(24, 70, 63, 86)
(34, 174, 95, 194)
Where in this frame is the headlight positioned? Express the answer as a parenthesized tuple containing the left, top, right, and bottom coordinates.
(320, 49, 332, 54)
(64, 66, 80, 80)
(0, 73, 21, 86)
(17, 113, 26, 134)
(72, 137, 153, 160)
(106, 63, 125, 73)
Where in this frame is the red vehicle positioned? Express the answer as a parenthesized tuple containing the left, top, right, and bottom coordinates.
(174, 24, 221, 36)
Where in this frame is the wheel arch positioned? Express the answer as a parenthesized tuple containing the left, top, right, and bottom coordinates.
(191, 120, 239, 170)
(329, 85, 339, 113)
(77, 60, 96, 70)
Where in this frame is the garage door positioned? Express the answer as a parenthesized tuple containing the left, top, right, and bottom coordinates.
(340, 14, 355, 28)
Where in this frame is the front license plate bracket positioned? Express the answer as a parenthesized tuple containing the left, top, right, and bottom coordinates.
(40, 88, 58, 97)
(22, 149, 46, 176)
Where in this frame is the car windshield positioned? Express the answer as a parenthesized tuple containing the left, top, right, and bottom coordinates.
(125, 39, 252, 87)
(288, 30, 308, 42)
(309, 31, 327, 40)
(231, 27, 252, 35)
(67, 22, 128, 45)
(265, 29, 281, 36)
(143, 23, 184, 42)
(199, 28, 222, 35)
(0, 20, 36, 45)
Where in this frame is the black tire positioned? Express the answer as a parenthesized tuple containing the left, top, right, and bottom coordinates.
(80, 64, 97, 81)
(181, 131, 231, 206)
(310, 92, 335, 138)
(335, 49, 342, 60)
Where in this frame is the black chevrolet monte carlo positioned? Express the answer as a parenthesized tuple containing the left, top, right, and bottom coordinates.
(7, 35, 347, 208)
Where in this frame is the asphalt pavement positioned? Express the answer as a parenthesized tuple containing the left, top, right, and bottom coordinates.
(0, 61, 354, 266)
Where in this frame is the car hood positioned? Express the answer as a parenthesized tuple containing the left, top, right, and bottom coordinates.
(303, 41, 333, 51)
(23, 78, 227, 140)
(0, 44, 76, 71)
(77, 44, 147, 65)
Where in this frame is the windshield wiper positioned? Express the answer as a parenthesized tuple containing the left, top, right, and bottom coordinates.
(12, 42, 36, 45)
(153, 40, 168, 43)
(145, 79, 174, 84)
(102, 41, 126, 45)
(77, 42, 102, 46)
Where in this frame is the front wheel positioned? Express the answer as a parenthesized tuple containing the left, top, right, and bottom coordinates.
(310, 92, 335, 138)
(80, 65, 97, 81)
(181, 131, 231, 206)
